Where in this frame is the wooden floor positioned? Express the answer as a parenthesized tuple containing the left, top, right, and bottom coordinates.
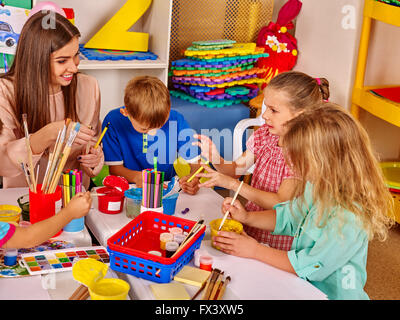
(215, 189, 400, 300)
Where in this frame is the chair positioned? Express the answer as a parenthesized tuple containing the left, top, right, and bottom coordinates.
(232, 94, 265, 173)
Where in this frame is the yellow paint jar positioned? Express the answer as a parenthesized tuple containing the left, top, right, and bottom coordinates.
(0, 205, 21, 223)
(159, 232, 173, 250)
(210, 218, 243, 251)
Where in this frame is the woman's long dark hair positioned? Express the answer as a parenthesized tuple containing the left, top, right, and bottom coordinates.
(1, 11, 81, 134)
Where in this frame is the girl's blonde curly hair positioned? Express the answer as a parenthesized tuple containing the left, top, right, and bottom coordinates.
(282, 103, 394, 241)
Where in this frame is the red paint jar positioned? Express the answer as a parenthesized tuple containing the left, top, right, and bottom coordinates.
(97, 186, 125, 214)
(199, 255, 213, 271)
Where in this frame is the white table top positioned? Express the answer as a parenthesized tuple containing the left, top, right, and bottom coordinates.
(86, 186, 327, 300)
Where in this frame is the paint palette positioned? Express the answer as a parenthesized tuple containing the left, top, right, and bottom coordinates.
(19, 246, 109, 276)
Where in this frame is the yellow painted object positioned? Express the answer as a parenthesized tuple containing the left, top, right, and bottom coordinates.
(85, 0, 151, 52)
(390, 192, 400, 224)
(210, 218, 243, 251)
(72, 258, 130, 300)
(150, 282, 190, 300)
(0, 205, 21, 223)
(380, 162, 400, 189)
(351, 0, 400, 127)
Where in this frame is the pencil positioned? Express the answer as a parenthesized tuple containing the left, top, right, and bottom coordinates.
(218, 180, 244, 231)
(94, 122, 110, 149)
(187, 160, 209, 183)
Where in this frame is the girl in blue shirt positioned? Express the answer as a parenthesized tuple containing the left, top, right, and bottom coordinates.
(214, 103, 394, 299)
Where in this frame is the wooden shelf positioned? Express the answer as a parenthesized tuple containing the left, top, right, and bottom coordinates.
(364, 0, 400, 27)
(78, 58, 168, 70)
(352, 86, 400, 127)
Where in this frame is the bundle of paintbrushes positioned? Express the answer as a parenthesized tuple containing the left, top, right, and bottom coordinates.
(61, 170, 83, 208)
(142, 169, 165, 209)
(41, 119, 81, 194)
(192, 268, 231, 300)
(20, 114, 37, 192)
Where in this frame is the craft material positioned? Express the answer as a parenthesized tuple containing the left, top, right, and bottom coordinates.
(191, 277, 209, 300)
(22, 114, 36, 192)
(181, 208, 190, 214)
(199, 255, 213, 271)
(173, 234, 186, 245)
(124, 188, 142, 219)
(69, 284, 90, 301)
(0, 205, 21, 223)
(94, 122, 110, 149)
(202, 268, 221, 300)
(29, 184, 62, 237)
(209, 271, 224, 300)
(150, 282, 190, 300)
(216, 276, 231, 300)
(174, 265, 211, 287)
(107, 211, 205, 283)
(72, 258, 129, 300)
(97, 187, 125, 214)
(4, 249, 18, 267)
(210, 218, 243, 251)
(165, 241, 179, 258)
(162, 192, 179, 215)
(17, 194, 29, 221)
(159, 232, 173, 251)
(142, 169, 164, 209)
(194, 248, 209, 268)
(62, 170, 84, 232)
(169, 227, 183, 235)
(148, 250, 162, 257)
(177, 160, 209, 192)
(219, 180, 244, 231)
(19, 246, 109, 276)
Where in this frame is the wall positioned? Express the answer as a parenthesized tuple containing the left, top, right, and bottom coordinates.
(291, 0, 400, 160)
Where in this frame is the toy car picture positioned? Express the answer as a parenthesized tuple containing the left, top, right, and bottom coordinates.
(0, 21, 20, 48)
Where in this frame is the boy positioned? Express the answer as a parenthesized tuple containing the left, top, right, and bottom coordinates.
(101, 76, 201, 194)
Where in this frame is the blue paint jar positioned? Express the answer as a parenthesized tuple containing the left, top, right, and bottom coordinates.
(4, 248, 18, 266)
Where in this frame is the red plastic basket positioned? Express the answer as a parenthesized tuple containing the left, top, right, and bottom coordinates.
(107, 211, 205, 283)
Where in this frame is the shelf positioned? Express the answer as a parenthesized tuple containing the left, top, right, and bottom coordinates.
(352, 85, 400, 127)
(78, 58, 168, 70)
(364, 0, 400, 27)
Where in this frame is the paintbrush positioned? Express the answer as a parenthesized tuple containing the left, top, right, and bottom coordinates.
(209, 271, 224, 300)
(178, 160, 209, 192)
(191, 272, 211, 300)
(170, 219, 204, 258)
(202, 269, 220, 300)
(215, 276, 231, 300)
(48, 123, 81, 193)
(22, 114, 37, 192)
(19, 161, 32, 191)
(218, 180, 244, 231)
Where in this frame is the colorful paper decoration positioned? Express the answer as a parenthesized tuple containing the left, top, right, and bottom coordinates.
(85, 0, 151, 52)
(0, 5, 29, 55)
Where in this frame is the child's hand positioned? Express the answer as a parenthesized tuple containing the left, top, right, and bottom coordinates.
(192, 134, 221, 163)
(65, 192, 92, 219)
(197, 165, 236, 189)
(179, 175, 200, 195)
(221, 197, 248, 223)
(212, 230, 259, 259)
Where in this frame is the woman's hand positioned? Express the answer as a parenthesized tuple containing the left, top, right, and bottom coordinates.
(221, 197, 248, 223)
(192, 134, 221, 164)
(212, 230, 259, 259)
(78, 146, 104, 177)
(72, 124, 97, 147)
(179, 175, 200, 195)
(197, 165, 236, 189)
(64, 191, 92, 219)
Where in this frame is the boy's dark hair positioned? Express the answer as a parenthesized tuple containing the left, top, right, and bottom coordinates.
(124, 76, 171, 128)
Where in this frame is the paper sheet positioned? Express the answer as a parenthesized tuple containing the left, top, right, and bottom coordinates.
(0, 275, 51, 300)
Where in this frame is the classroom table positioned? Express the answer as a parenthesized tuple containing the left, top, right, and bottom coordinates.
(86, 187, 327, 300)
(0, 187, 92, 247)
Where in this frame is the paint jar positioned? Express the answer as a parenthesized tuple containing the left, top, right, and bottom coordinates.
(29, 184, 62, 237)
(199, 255, 213, 271)
(97, 187, 125, 214)
(124, 188, 142, 219)
(194, 248, 210, 267)
(63, 217, 84, 232)
(0, 205, 21, 223)
(159, 232, 173, 250)
(165, 241, 179, 258)
(173, 233, 186, 245)
(162, 193, 179, 215)
(4, 248, 18, 266)
(148, 250, 162, 257)
(90, 278, 130, 300)
(169, 227, 183, 235)
(210, 218, 243, 251)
